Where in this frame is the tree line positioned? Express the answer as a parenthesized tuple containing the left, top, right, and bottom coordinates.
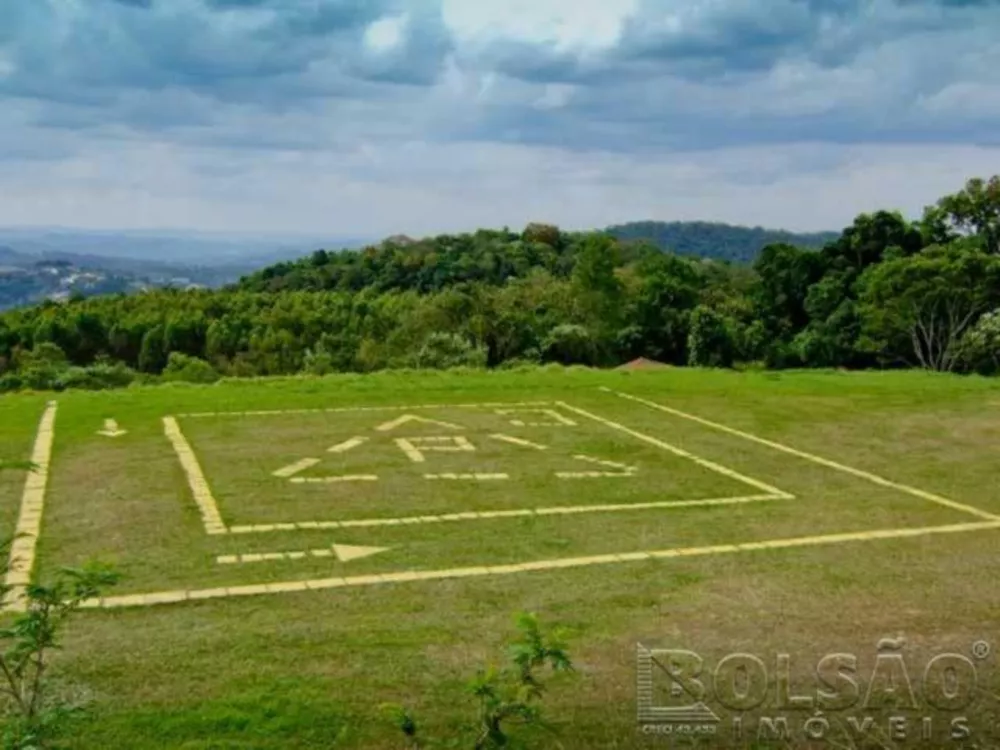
(1, 176, 998, 392)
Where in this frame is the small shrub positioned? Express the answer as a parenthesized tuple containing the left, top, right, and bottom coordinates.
(383, 613, 574, 749)
(541, 324, 596, 366)
(413, 333, 487, 370)
(0, 374, 23, 394)
(958, 309, 1000, 375)
(0, 543, 119, 750)
(161, 352, 220, 384)
(55, 362, 136, 391)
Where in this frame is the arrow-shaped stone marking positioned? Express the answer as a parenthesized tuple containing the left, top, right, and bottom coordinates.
(97, 419, 127, 438)
(217, 543, 390, 565)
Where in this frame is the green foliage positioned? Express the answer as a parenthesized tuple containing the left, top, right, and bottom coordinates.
(1, 174, 1000, 387)
(520, 223, 561, 248)
(54, 361, 136, 391)
(383, 613, 573, 749)
(958, 309, 1000, 375)
(923, 176, 1000, 254)
(413, 333, 487, 370)
(687, 306, 738, 368)
(605, 220, 837, 263)
(858, 242, 1000, 371)
(0, 550, 120, 750)
(160, 352, 220, 384)
(541, 324, 597, 366)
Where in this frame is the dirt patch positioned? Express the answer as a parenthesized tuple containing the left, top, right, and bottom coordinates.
(616, 357, 671, 371)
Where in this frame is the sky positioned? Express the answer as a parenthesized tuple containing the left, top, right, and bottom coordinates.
(1, 0, 999, 238)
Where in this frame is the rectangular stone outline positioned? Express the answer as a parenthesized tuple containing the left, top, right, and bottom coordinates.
(165, 399, 794, 535)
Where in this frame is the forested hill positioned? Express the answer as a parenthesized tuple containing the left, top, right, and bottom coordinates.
(237, 225, 624, 294)
(237, 221, 836, 294)
(604, 221, 838, 263)
(1, 176, 999, 393)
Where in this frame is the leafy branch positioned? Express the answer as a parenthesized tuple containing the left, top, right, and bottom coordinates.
(0, 540, 119, 750)
(383, 613, 574, 749)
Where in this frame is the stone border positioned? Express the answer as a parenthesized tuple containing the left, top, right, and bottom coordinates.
(80, 520, 1000, 610)
(605, 388, 1000, 522)
(3, 401, 58, 612)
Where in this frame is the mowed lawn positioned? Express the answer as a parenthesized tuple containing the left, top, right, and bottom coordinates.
(1, 367, 999, 748)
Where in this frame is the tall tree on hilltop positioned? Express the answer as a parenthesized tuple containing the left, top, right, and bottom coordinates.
(922, 176, 1000, 254)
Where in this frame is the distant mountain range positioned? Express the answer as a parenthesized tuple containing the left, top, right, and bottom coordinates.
(0, 229, 371, 311)
(605, 221, 838, 263)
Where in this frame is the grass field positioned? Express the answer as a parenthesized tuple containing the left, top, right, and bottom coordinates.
(1, 366, 999, 748)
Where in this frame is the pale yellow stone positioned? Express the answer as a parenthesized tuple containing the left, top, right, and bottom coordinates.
(486, 564, 530, 574)
(392, 570, 447, 581)
(377, 571, 432, 582)
(141, 591, 189, 605)
(163, 416, 229, 534)
(478, 510, 530, 519)
(435, 566, 490, 578)
(266, 581, 309, 594)
(108, 594, 152, 607)
(2, 402, 57, 611)
(516, 561, 558, 571)
(187, 588, 230, 600)
(226, 584, 271, 597)
(378, 572, 421, 583)
(304, 577, 349, 590)
(616, 552, 653, 561)
(572, 554, 621, 565)
(343, 574, 387, 586)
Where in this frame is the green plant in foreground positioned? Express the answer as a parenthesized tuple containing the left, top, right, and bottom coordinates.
(0, 462, 35, 474)
(383, 613, 574, 749)
(0, 547, 119, 750)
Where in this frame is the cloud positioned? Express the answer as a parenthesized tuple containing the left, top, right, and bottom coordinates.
(1, 0, 999, 234)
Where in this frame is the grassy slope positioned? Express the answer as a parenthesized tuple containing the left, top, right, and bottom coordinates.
(1, 368, 999, 748)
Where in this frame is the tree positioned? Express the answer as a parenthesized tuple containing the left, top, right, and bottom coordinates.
(138, 324, 167, 373)
(859, 242, 1000, 371)
(687, 306, 737, 368)
(753, 244, 825, 335)
(521, 223, 561, 249)
(570, 234, 624, 356)
(923, 176, 1000, 254)
(541, 324, 597, 366)
(958, 309, 1000, 375)
(821, 210, 924, 275)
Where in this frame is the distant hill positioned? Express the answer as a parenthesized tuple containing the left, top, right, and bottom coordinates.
(0, 246, 227, 311)
(604, 221, 838, 264)
(0, 229, 373, 310)
(0, 228, 368, 267)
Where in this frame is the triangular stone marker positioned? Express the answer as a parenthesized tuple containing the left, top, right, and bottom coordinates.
(332, 543, 389, 563)
(375, 414, 462, 432)
(97, 418, 127, 438)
